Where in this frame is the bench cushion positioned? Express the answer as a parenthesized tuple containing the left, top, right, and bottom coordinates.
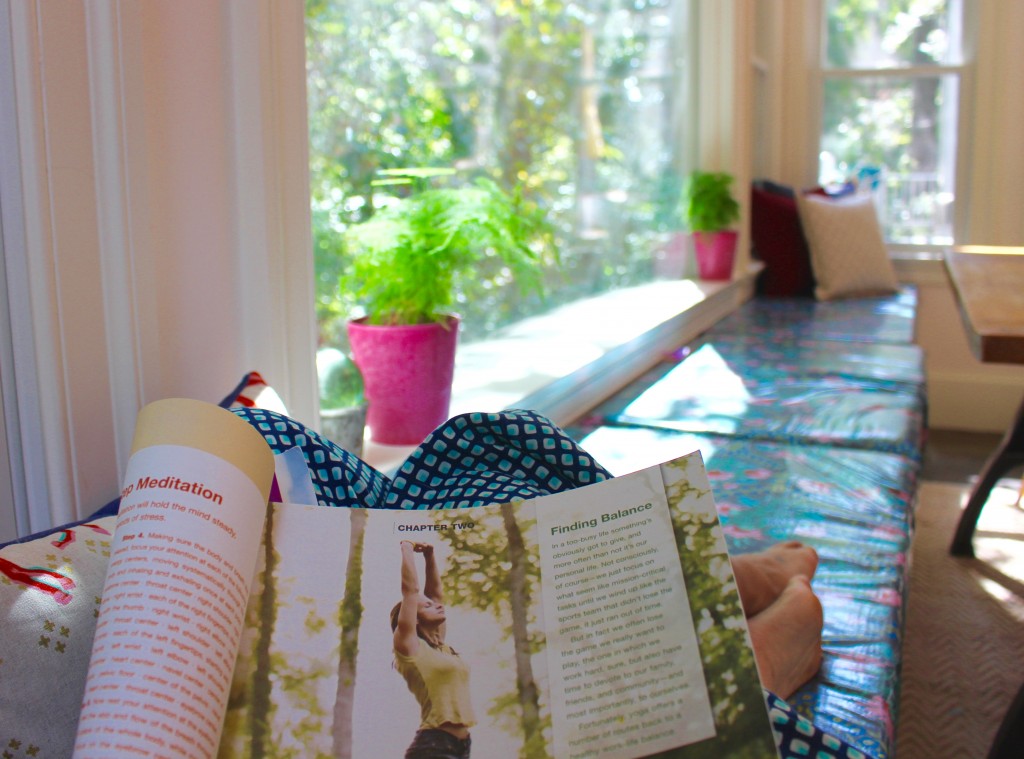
(573, 424, 916, 759)
(597, 348, 925, 459)
(706, 286, 918, 344)
(687, 334, 925, 391)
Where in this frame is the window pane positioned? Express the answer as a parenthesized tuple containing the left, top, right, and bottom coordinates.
(825, 0, 961, 69)
(306, 0, 694, 349)
(819, 74, 957, 244)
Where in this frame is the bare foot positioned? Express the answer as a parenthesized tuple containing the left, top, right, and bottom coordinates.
(748, 575, 823, 699)
(733, 541, 819, 617)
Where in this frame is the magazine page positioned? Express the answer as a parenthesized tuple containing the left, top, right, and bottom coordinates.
(218, 500, 354, 758)
(216, 451, 777, 759)
(645, 453, 778, 759)
(534, 463, 715, 757)
(73, 399, 276, 759)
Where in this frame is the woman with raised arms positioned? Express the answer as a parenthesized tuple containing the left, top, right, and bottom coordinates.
(391, 540, 476, 759)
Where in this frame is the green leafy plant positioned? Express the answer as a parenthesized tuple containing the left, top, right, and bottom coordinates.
(680, 171, 741, 233)
(340, 176, 558, 326)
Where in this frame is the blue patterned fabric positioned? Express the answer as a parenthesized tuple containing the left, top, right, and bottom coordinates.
(387, 411, 608, 509)
(592, 347, 925, 460)
(231, 407, 610, 509)
(231, 405, 875, 759)
(233, 406, 389, 509)
(571, 425, 914, 759)
(688, 334, 926, 391)
(767, 693, 874, 759)
(705, 287, 918, 344)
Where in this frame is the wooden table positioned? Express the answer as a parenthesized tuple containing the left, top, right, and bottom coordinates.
(944, 246, 1024, 556)
(946, 246, 1024, 759)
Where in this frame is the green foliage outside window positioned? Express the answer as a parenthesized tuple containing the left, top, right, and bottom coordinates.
(820, 0, 959, 243)
(307, 0, 693, 346)
(823, 0, 949, 178)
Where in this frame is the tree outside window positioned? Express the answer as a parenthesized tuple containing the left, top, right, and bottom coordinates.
(820, 0, 964, 244)
(306, 0, 695, 350)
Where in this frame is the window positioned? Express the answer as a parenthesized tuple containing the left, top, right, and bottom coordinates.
(819, 0, 966, 245)
(305, 0, 696, 354)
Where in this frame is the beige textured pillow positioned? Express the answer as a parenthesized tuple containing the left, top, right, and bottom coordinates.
(797, 192, 899, 300)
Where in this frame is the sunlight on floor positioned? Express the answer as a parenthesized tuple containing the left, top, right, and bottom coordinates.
(967, 479, 1024, 623)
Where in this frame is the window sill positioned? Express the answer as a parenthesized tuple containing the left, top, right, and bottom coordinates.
(361, 268, 761, 473)
(890, 247, 951, 286)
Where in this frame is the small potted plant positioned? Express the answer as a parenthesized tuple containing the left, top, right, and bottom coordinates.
(680, 170, 741, 280)
(316, 347, 368, 456)
(340, 174, 556, 445)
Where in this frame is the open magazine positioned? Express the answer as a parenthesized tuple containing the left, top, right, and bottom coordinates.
(73, 398, 778, 759)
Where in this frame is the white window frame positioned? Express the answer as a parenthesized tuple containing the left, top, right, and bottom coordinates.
(816, 0, 970, 250)
(0, 1, 318, 540)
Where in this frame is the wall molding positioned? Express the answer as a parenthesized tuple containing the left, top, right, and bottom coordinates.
(0, 0, 26, 540)
(85, 0, 150, 478)
(224, 0, 318, 428)
(2, 0, 78, 531)
(929, 370, 1024, 431)
(1, 0, 318, 537)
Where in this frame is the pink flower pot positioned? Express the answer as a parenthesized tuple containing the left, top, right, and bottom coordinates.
(654, 231, 689, 279)
(347, 316, 460, 445)
(692, 230, 738, 280)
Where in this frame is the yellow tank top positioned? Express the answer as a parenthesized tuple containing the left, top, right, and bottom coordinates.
(394, 642, 477, 729)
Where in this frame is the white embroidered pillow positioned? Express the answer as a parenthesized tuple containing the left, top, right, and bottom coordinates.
(797, 193, 899, 301)
(0, 516, 117, 756)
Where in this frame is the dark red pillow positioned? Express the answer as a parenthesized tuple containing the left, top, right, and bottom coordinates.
(750, 184, 816, 298)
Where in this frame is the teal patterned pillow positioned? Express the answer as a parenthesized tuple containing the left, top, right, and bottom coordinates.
(0, 515, 117, 757)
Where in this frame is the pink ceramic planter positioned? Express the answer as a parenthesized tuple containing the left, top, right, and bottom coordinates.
(692, 230, 738, 280)
(347, 316, 460, 445)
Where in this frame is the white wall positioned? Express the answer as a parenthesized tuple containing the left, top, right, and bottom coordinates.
(2, 1, 117, 534)
(963, 1, 1024, 245)
(0, 0, 317, 538)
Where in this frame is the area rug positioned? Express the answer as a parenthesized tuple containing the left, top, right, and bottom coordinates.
(895, 480, 1024, 758)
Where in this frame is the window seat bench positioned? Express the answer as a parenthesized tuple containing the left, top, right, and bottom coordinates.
(565, 286, 926, 759)
(0, 276, 923, 759)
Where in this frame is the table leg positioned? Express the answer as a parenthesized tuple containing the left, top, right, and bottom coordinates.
(987, 678, 1024, 759)
(950, 397, 1024, 557)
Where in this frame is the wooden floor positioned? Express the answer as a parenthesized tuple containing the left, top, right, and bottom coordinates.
(896, 479, 1024, 758)
(896, 427, 1024, 759)
(922, 428, 1003, 485)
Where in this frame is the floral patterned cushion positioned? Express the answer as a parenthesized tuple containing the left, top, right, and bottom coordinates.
(573, 425, 916, 759)
(707, 286, 918, 344)
(600, 348, 926, 460)
(0, 371, 287, 755)
(0, 516, 117, 757)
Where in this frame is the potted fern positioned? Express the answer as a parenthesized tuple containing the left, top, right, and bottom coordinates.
(340, 175, 556, 445)
(680, 170, 741, 280)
